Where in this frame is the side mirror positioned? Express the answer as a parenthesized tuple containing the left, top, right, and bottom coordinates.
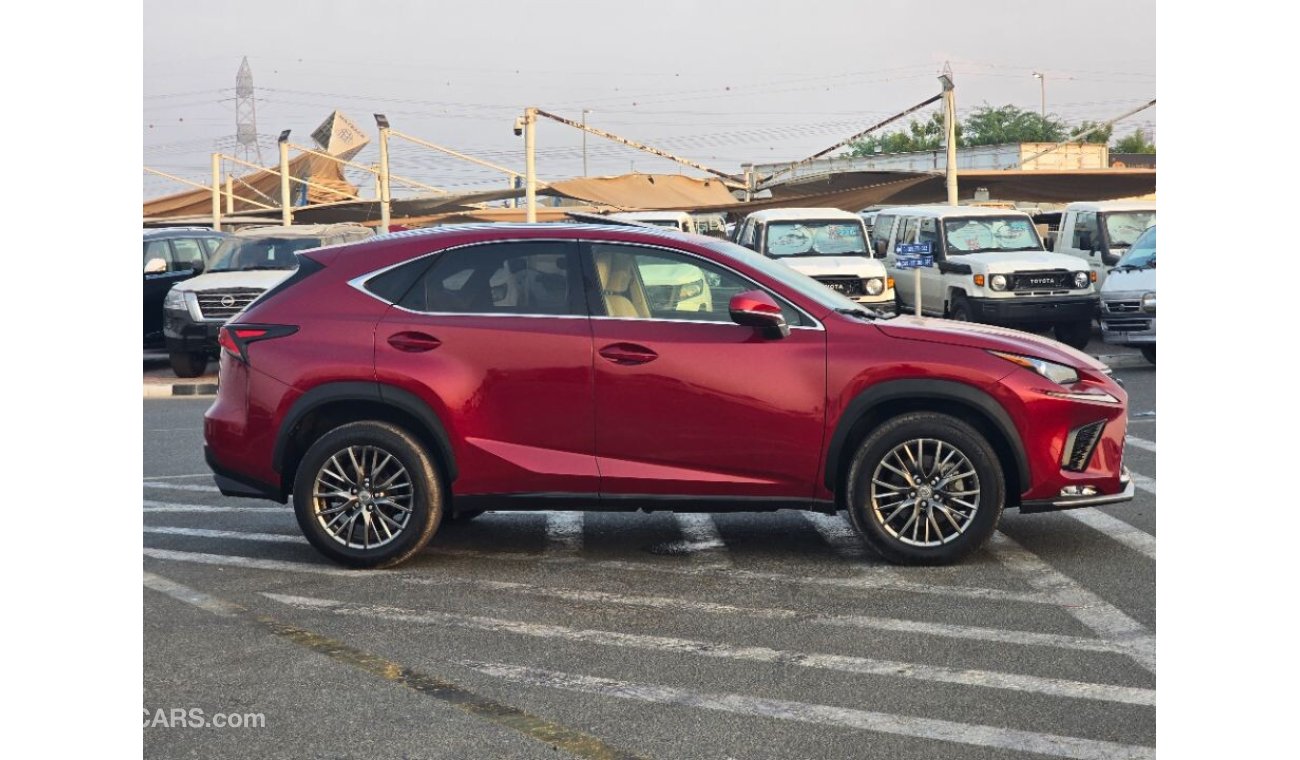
(729, 290, 789, 339)
(144, 258, 167, 274)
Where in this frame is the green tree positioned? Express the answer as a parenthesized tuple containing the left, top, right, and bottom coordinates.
(1112, 128, 1156, 153)
(961, 104, 1066, 145)
(846, 112, 959, 156)
(1072, 120, 1114, 145)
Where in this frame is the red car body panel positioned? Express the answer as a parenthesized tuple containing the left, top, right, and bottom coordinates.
(203, 224, 1131, 519)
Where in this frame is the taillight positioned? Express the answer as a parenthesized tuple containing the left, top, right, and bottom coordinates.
(218, 324, 298, 364)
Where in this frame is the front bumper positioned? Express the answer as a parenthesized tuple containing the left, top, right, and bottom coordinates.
(164, 309, 222, 355)
(968, 294, 1097, 324)
(1102, 315, 1156, 345)
(1019, 469, 1136, 513)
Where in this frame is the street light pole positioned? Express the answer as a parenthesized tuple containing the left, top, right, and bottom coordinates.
(581, 109, 591, 176)
(278, 130, 292, 226)
(1033, 72, 1045, 118)
(939, 70, 958, 207)
(524, 107, 537, 223)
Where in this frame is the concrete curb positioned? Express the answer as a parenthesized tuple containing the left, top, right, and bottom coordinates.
(144, 381, 219, 398)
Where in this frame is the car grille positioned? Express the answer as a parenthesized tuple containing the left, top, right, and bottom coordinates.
(814, 276, 866, 297)
(1062, 420, 1106, 472)
(1103, 317, 1152, 332)
(194, 288, 265, 320)
(1103, 299, 1143, 314)
(1009, 270, 1076, 291)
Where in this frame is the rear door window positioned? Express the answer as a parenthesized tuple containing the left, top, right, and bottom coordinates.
(400, 241, 583, 316)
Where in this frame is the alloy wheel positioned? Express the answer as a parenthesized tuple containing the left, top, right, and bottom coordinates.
(870, 438, 981, 547)
(312, 445, 413, 550)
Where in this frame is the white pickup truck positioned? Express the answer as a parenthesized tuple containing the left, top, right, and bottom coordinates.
(1051, 201, 1155, 287)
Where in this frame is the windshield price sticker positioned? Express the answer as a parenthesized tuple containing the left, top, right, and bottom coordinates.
(895, 242, 933, 269)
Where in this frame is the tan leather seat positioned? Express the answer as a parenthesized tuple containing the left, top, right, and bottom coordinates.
(595, 252, 650, 318)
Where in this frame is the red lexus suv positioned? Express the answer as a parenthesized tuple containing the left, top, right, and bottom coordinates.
(203, 224, 1133, 568)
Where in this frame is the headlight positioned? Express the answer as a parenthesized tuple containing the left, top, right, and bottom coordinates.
(1073, 271, 1090, 289)
(989, 274, 1008, 291)
(163, 288, 186, 310)
(864, 277, 884, 296)
(989, 350, 1079, 385)
(678, 280, 704, 299)
(1141, 292, 1156, 313)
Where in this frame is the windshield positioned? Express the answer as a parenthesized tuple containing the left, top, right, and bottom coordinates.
(943, 216, 1043, 254)
(699, 237, 862, 314)
(764, 220, 868, 257)
(207, 236, 323, 272)
(1102, 211, 1156, 248)
(1116, 226, 1156, 268)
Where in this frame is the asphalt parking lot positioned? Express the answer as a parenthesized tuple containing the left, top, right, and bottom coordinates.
(143, 357, 1155, 759)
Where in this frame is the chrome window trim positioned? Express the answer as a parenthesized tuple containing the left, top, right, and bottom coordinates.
(346, 235, 826, 331)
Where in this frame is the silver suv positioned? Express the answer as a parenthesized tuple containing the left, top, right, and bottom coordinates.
(163, 224, 373, 377)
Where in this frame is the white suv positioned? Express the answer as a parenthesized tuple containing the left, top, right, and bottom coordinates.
(1052, 200, 1155, 287)
(733, 208, 895, 314)
(872, 206, 1097, 348)
(162, 224, 373, 377)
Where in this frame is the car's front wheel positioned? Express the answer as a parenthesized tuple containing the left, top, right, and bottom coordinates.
(844, 412, 1005, 565)
(292, 421, 443, 568)
(169, 351, 209, 378)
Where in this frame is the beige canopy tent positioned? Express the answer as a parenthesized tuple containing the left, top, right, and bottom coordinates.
(142, 152, 359, 219)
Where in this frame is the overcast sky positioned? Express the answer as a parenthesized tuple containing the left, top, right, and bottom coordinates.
(143, 0, 1156, 199)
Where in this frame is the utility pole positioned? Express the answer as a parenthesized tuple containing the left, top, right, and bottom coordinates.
(278, 130, 293, 226)
(375, 114, 392, 233)
(523, 107, 537, 223)
(210, 153, 222, 231)
(581, 109, 591, 176)
(940, 67, 958, 206)
(1033, 72, 1045, 118)
(225, 173, 234, 215)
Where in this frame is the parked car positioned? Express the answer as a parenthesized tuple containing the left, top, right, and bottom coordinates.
(1100, 224, 1156, 364)
(691, 212, 729, 238)
(143, 228, 228, 347)
(872, 205, 1097, 349)
(163, 223, 373, 377)
(203, 224, 1133, 569)
(1051, 201, 1156, 287)
(733, 208, 895, 314)
(609, 211, 698, 234)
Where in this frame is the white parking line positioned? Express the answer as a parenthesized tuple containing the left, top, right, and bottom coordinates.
(669, 513, 732, 566)
(542, 511, 584, 560)
(143, 571, 240, 617)
(143, 482, 222, 493)
(463, 661, 1155, 760)
(1064, 509, 1156, 560)
(989, 532, 1156, 673)
(1129, 471, 1156, 495)
(143, 543, 1054, 607)
(405, 576, 1136, 657)
(145, 526, 306, 544)
(143, 500, 289, 513)
(799, 511, 871, 561)
(142, 473, 214, 481)
(1125, 436, 1156, 453)
(265, 592, 1155, 706)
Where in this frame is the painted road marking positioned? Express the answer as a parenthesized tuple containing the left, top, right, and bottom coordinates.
(1125, 436, 1157, 453)
(404, 576, 1136, 657)
(145, 526, 306, 544)
(143, 500, 289, 513)
(144, 547, 359, 576)
(1065, 509, 1156, 560)
(665, 513, 733, 566)
(143, 481, 222, 493)
(542, 511, 584, 560)
(142, 573, 646, 760)
(142, 473, 215, 480)
(463, 661, 1154, 760)
(1130, 471, 1156, 495)
(265, 592, 1155, 706)
(989, 532, 1156, 673)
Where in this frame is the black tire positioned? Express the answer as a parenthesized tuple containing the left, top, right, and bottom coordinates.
(169, 351, 209, 378)
(843, 412, 1005, 565)
(292, 421, 443, 569)
(1140, 346, 1156, 364)
(1053, 320, 1092, 350)
(948, 294, 973, 322)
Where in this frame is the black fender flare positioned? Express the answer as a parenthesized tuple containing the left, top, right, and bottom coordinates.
(272, 381, 458, 482)
(823, 379, 1028, 493)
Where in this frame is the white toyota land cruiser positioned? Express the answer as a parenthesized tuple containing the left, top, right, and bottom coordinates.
(871, 205, 1098, 349)
(732, 207, 895, 314)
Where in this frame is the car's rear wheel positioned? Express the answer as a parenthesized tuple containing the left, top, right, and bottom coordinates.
(1053, 320, 1093, 350)
(169, 351, 209, 378)
(292, 421, 443, 568)
(844, 412, 1004, 565)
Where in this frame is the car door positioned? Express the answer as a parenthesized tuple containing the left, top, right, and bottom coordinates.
(143, 239, 177, 342)
(373, 240, 599, 497)
(585, 241, 826, 500)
